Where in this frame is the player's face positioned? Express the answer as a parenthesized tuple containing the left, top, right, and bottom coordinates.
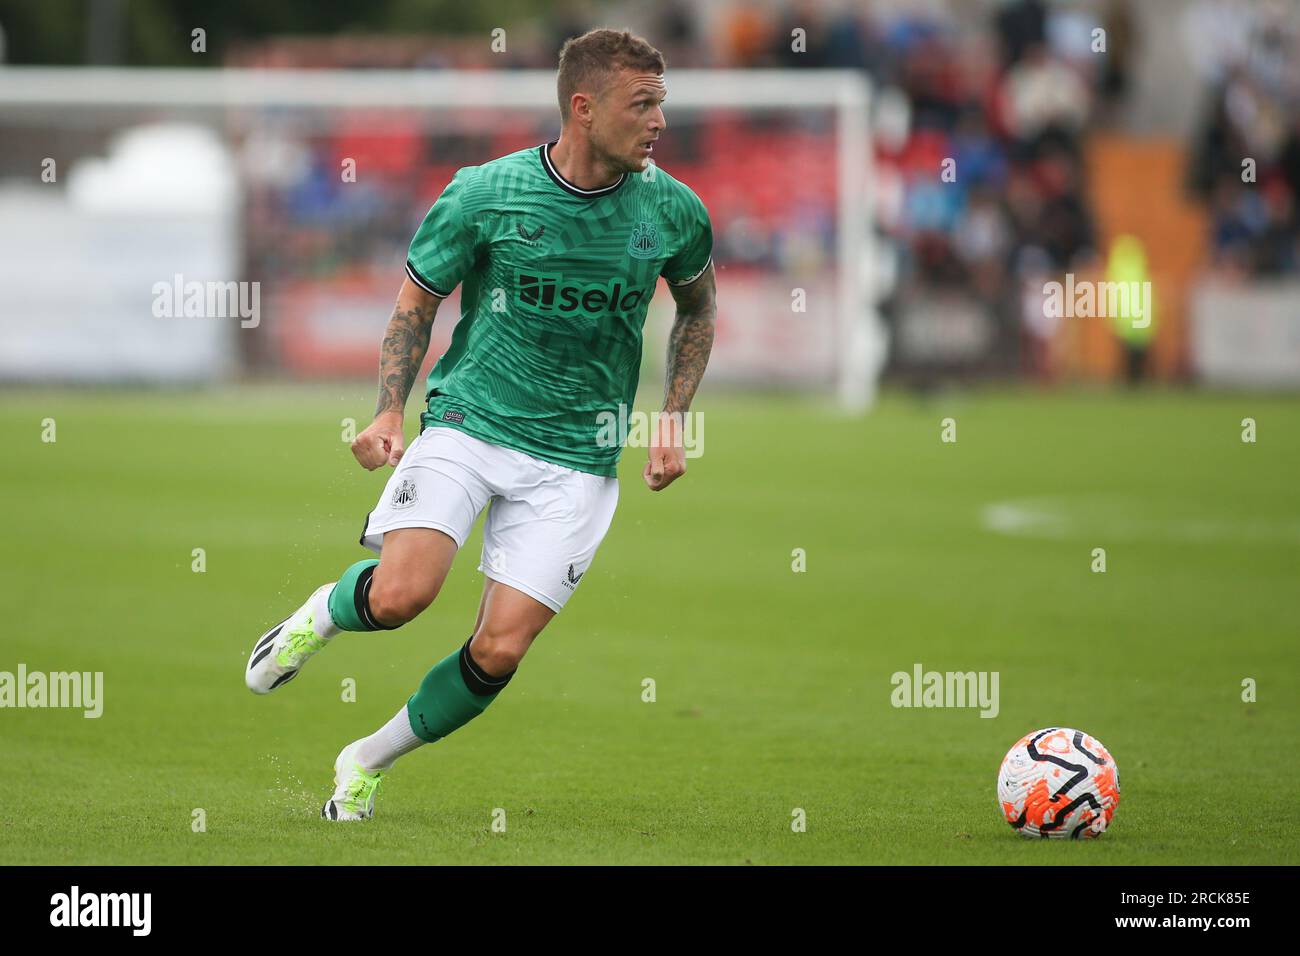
(591, 69, 667, 173)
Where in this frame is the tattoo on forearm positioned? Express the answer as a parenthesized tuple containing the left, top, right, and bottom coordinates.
(375, 302, 436, 417)
(664, 269, 717, 414)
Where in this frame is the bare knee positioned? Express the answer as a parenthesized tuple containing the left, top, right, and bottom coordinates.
(469, 625, 536, 677)
(368, 574, 437, 626)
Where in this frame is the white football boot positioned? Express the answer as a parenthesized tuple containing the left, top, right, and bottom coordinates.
(245, 583, 339, 694)
(321, 739, 384, 822)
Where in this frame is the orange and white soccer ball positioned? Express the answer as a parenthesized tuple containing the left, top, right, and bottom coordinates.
(997, 728, 1120, 839)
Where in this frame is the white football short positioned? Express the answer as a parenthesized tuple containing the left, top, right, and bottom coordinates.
(359, 425, 619, 612)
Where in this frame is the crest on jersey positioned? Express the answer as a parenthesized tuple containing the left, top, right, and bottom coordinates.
(391, 479, 418, 510)
(627, 220, 661, 259)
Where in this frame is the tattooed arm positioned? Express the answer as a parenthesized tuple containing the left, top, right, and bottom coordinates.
(350, 277, 442, 471)
(645, 263, 717, 491)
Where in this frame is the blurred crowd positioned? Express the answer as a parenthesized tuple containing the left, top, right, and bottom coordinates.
(239, 3, 1117, 301)
(225, 0, 1300, 376)
(1184, 2, 1300, 276)
(847, 0, 1115, 371)
(5, 0, 1299, 386)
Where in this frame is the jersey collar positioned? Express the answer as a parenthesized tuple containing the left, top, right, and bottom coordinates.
(539, 142, 627, 198)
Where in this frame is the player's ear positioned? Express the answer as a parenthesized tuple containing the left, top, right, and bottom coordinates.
(571, 92, 593, 127)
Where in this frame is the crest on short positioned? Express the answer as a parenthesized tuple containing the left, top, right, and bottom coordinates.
(392, 478, 418, 509)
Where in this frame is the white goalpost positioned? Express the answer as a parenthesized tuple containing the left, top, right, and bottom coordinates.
(0, 67, 881, 408)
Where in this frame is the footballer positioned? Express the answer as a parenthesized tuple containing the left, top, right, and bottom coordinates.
(244, 28, 717, 820)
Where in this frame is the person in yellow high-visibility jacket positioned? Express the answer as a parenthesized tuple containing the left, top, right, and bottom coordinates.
(1107, 234, 1155, 384)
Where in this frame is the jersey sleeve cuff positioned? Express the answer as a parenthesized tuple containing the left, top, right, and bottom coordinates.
(406, 261, 452, 298)
(664, 256, 712, 287)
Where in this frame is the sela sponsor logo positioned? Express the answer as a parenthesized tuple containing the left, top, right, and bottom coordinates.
(0, 664, 103, 718)
(151, 274, 260, 328)
(50, 886, 151, 936)
(890, 662, 999, 718)
(595, 404, 704, 458)
(515, 270, 649, 318)
(1042, 274, 1152, 328)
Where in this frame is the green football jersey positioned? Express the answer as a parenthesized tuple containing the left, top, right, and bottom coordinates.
(405, 141, 713, 477)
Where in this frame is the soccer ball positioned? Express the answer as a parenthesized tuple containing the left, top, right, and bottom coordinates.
(997, 727, 1120, 839)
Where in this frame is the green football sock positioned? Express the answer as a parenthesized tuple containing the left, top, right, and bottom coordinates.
(406, 637, 515, 743)
(326, 558, 395, 632)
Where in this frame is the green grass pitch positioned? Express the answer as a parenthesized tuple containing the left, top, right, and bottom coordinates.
(1, 385, 1296, 864)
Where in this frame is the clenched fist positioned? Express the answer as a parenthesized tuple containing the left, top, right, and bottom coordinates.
(643, 410, 687, 491)
(351, 411, 406, 470)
